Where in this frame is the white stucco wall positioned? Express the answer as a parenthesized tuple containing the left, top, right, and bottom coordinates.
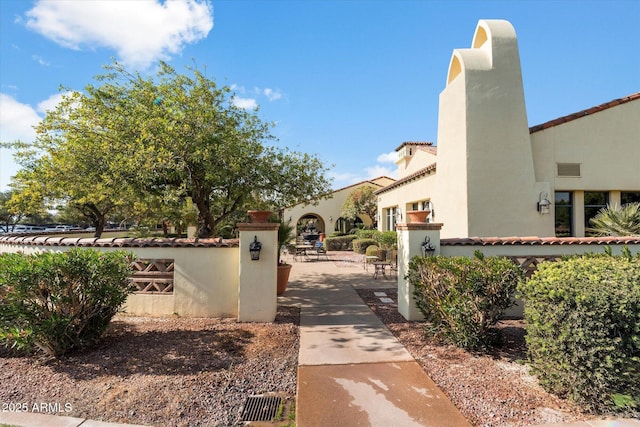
(283, 177, 395, 233)
(0, 241, 240, 318)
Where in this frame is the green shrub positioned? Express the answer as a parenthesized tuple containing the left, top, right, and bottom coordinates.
(355, 229, 379, 240)
(409, 254, 522, 351)
(518, 254, 640, 414)
(324, 235, 357, 251)
(353, 238, 378, 254)
(365, 245, 380, 257)
(375, 231, 397, 250)
(0, 248, 135, 357)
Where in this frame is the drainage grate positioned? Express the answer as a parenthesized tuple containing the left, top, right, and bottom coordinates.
(240, 395, 282, 422)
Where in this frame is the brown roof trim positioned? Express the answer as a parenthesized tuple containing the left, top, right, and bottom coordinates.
(529, 92, 640, 133)
(0, 235, 239, 248)
(442, 236, 640, 246)
(288, 176, 397, 208)
(394, 141, 435, 152)
(417, 146, 437, 155)
(374, 163, 437, 195)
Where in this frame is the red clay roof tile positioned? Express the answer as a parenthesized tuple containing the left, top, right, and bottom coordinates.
(529, 92, 640, 133)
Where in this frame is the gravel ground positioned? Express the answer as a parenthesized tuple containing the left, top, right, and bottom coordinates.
(0, 284, 618, 427)
(357, 287, 595, 427)
(0, 306, 299, 427)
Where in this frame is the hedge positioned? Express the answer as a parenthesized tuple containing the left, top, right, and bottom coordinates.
(324, 235, 357, 251)
(518, 254, 640, 414)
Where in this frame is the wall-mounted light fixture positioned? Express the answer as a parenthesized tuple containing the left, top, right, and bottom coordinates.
(395, 208, 403, 222)
(537, 192, 551, 215)
(249, 235, 262, 261)
(329, 216, 333, 222)
(421, 235, 436, 257)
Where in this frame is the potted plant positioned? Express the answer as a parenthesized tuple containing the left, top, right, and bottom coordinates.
(277, 220, 296, 295)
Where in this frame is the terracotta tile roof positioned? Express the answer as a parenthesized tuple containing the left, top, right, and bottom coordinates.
(374, 163, 437, 195)
(417, 146, 437, 155)
(442, 236, 640, 246)
(529, 92, 640, 133)
(394, 141, 435, 151)
(330, 176, 395, 194)
(0, 235, 239, 248)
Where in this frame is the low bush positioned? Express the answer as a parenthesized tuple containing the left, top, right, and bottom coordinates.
(364, 245, 380, 257)
(518, 254, 640, 414)
(375, 231, 397, 250)
(353, 238, 378, 254)
(409, 253, 522, 351)
(355, 229, 378, 240)
(324, 235, 357, 251)
(0, 248, 135, 357)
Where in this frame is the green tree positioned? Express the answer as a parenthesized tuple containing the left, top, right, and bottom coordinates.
(340, 185, 378, 228)
(4, 61, 332, 237)
(588, 202, 640, 236)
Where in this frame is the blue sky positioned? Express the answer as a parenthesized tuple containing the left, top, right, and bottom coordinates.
(1, 0, 639, 192)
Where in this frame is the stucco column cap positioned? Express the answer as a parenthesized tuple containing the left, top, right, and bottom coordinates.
(236, 223, 280, 231)
(396, 223, 444, 231)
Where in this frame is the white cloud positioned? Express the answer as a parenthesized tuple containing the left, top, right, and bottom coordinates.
(232, 97, 257, 110)
(264, 88, 282, 101)
(24, 0, 213, 69)
(0, 94, 44, 190)
(0, 94, 41, 142)
(376, 151, 397, 163)
(36, 92, 69, 115)
(365, 165, 397, 179)
(32, 55, 50, 66)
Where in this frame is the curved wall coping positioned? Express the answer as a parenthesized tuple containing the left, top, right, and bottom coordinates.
(442, 236, 640, 246)
(0, 235, 239, 248)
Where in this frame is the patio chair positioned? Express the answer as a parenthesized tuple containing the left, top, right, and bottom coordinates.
(387, 249, 398, 278)
(314, 240, 329, 261)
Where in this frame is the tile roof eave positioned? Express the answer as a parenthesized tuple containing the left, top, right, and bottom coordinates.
(0, 235, 240, 248)
(374, 163, 437, 195)
(529, 92, 640, 134)
(441, 236, 640, 246)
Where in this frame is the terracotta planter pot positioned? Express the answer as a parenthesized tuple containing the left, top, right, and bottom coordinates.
(247, 210, 272, 223)
(406, 210, 431, 223)
(277, 263, 293, 295)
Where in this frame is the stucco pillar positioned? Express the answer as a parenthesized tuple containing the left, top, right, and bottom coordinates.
(396, 222, 443, 321)
(237, 222, 279, 322)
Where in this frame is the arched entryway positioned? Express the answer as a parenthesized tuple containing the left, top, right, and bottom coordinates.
(296, 214, 326, 241)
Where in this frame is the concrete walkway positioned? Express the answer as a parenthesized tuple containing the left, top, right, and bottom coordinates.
(279, 252, 640, 427)
(278, 252, 471, 427)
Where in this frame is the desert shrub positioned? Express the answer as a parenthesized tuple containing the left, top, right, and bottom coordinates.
(324, 235, 357, 251)
(0, 248, 135, 357)
(518, 254, 640, 414)
(375, 230, 397, 250)
(365, 245, 380, 257)
(353, 238, 378, 254)
(355, 229, 379, 240)
(409, 254, 522, 351)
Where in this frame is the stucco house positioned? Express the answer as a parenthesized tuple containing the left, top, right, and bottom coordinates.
(376, 19, 640, 239)
(283, 176, 394, 237)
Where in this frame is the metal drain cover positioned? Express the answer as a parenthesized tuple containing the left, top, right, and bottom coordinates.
(240, 395, 282, 422)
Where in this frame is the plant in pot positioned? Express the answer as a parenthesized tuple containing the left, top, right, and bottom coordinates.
(277, 220, 296, 295)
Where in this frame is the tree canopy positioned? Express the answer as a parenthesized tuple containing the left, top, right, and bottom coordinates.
(4, 61, 332, 237)
(340, 184, 378, 228)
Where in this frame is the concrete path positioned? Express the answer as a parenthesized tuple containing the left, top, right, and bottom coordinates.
(278, 252, 471, 427)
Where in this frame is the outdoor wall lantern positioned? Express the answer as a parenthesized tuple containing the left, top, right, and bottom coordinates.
(537, 192, 551, 215)
(329, 216, 333, 222)
(421, 235, 436, 257)
(395, 208, 403, 222)
(249, 235, 262, 261)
